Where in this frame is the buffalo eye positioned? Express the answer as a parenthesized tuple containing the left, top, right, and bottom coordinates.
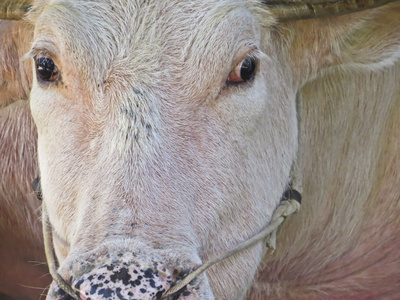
(227, 56, 257, 84)
(35, 57, 59, 82)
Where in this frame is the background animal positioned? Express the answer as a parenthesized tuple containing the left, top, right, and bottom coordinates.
(0, 17, 51, 300)
(1, 0, 399, 299)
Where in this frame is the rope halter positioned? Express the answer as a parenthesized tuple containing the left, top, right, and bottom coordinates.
(34, 177, 301, 299)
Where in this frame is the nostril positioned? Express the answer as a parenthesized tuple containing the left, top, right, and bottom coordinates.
(54, 287, 85, 300)
(55, 288, 76, 300)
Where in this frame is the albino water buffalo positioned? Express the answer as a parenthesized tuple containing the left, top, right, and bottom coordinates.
(1, 0, 400, 299)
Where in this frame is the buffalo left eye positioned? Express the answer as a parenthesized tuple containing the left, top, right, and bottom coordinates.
(227, 56, 257, 84)
(35, 57, 60, 82)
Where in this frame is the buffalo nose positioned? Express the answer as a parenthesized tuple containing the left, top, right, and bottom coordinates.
(46, 250, 212, 300)
(46, 251, 201, 300)
(71, 263, 170, 299)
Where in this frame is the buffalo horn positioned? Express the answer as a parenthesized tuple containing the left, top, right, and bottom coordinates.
(1, 0, 397, 21)
(0, 0, 32, 20)
(263, 0, 399, 20)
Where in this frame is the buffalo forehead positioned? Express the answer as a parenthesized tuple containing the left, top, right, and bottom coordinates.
(31, 0, 266, 92)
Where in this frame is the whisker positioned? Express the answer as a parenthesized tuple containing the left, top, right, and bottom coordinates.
(38, 272, 51, 280)
(19, 284, 47, 290)
(28, 260, 49, 266)
(39, 284, 51, 300)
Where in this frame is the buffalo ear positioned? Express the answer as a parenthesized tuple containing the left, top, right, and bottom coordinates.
(0, 20, 33, 108)
(281, 4, 400, 83)
(0, 0, 32, 20)
(337, 6, 400, 69)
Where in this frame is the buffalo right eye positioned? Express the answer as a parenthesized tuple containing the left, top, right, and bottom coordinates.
(35, 57, 60, 82)
(227, 56, 257, 85)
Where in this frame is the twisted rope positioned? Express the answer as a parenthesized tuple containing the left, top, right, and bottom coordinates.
(42, 202, 79, 299)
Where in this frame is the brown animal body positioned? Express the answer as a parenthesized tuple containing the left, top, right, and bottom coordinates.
(250, 32, 400, 300)
(0, 20, 51, 300)
(1, 1, 400, 299)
